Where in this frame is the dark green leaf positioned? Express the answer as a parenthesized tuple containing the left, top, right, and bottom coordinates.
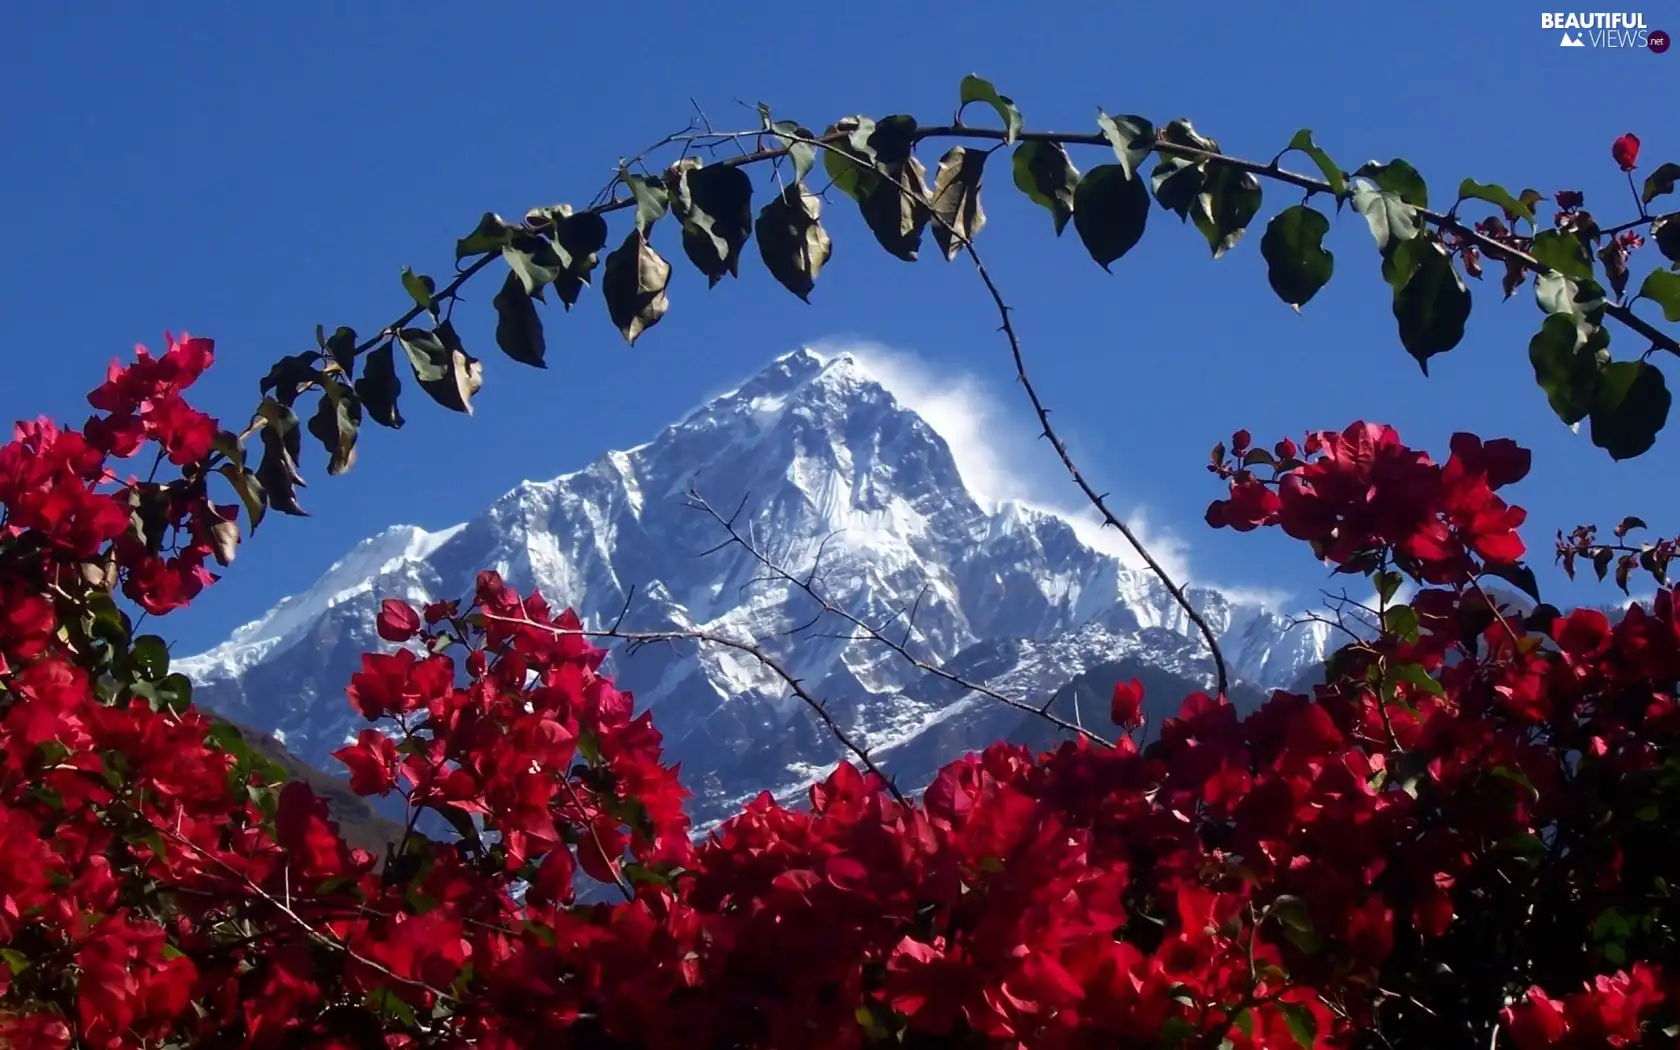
(755, 185, 831, 302)
(1528, 314, 1604, 426)
(1071, 164, 1149, 271)
(492, 271, 546, 367)
(1483, 562, 1542, 603)
(1355, 159, 1428, 208)
(502, 233, 565, 297)
(1642, 162, 1680, 205)
(1655, 215, 1680, 265)
(1458, 178, 1534, 222)
(354, 343, 405, 430)
(1637, 269, 1680, 321)
(602, 228, 672, 345)
(1012, 141, 1079, 234)
(1374, 570, 1405, 604)
(1149, 120, 1220, 222)
(320, 326, 359, 374)
(1590, 360, 1670, 460)
(821, 117, 880, 203)
(155, 672, 193, 714)
(1191, 164, 1262, 258)
(1350, 181, 1419, 250)
(622, 170, 669, 233)
(1260, 205, 1334, 310)
(415, 320, 483, 415)
(1280, 1002, 1319, 1050)
(1389, 235, 1471, 373)
(1286, 129, 1346, 197)
(858, 156, 931, 261)
(769, 121, 817, 183)
(1097, 111, 1154, 182)
(401, 269, 436, 315)
(548, 209, 610, 309)
(306, 380, 361, 475)
(396, 329, 451, 384)
(258, 352, 321, 409)
(130, 634, 170, 680)
(672, 163, 754, 286)
(958, 75, 1023, 143)
(253, 399, 307, 518)
(215, 464, 266, 534)
(1531, 229, 1594, 280)
(929, 146, 987, 261)
(867, 115, 918, 166)
(1535, 272, 1607, 323)
(456, 212, 513, 259)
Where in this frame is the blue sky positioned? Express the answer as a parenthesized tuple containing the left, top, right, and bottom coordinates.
(1, 2, 1674, 656)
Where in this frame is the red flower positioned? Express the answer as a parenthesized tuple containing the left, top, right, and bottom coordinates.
(376, 598, 422, 643)
(332, 729, 400, 796)
(1110, 678, 1144, 729)
(1612, 132, 1641, 171)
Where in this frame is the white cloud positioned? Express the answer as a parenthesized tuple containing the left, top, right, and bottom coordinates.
(804, 338, 1197, 584)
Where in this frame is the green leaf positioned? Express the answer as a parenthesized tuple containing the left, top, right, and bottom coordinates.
(867, 115, 918, 166)
(755, 185, 832, 302)
(1374, 570, 1404, 604)
(1389, 235, 1471, 374)
(1149, 119, 1219, 222)
(456, 212, 513, 259)
(602, 228, 672, 345)
(1535, 272, 1607, 323)
(672, 163, 754, 286)
(547, 208, 610, 309)
(1528, 314, 1604, 426)
(258, 352, 321, 409)
(305, 379, 361, 475)
(858, 156, 931, 262)
(1381, 605, 1420, 643)
(396, 328, 451, 384)
(354, 342, 405, 430)
(253, 399, 307, 518)
(401, 268, 436, 315)
(1531, 229, 1594, 280)
(769, 120, 817, 183)
(821, 117, 880, 203)
(1654, 215, 1680, 266)
(216, 463, 267, 534)
(622, 170, 669, 233)
(320, 325, 358, 375)
(1012, 141, 1079, 235)
(492, 271, 546, 368)
(1457, 178, 1534, 223)
(1260, 205, 1334, 310)
(1642, 162, 1680, 205)
(1355, 159, 1428, 208)
(1097, 111, 1154, 182)
(1350, 180, 1419, 250)
(1590, 360, 1671, 460)
(1286, 129, 1346, 197)
(130, 634, 170, 680)
(1071, 163, 1149, 271)
(929, 146, 988, 262)
(414, 320, 483, 415)
(0, 949, 32, 975)
(1191, 164, 1262, 258)
(1637, 269, 1680, 321)
(1280, 1002, 1319, 1050)
(502, 233, 565, 297)
(155, 672, 193, 714)
(1483, 562, 1542, 603)
(958, 75, 1023, 143)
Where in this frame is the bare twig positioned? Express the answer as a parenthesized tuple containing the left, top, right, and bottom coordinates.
(682, 489, 1117, 749)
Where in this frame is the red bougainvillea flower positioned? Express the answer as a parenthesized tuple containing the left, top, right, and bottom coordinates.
(376, 598, 422, 643)
(1612, 132, 1641, 171)
(1110, 678, 1144, 729)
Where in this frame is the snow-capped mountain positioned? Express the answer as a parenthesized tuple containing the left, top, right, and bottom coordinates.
(179, 348, 1332, 825)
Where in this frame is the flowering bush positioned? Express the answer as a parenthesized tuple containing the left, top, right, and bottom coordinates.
(0, 342, 1675, 1050)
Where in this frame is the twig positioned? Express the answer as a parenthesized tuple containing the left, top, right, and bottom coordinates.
(683, 489, 1116, 749)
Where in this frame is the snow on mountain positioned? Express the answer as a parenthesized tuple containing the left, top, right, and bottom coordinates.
(178, 348, 1332, 825)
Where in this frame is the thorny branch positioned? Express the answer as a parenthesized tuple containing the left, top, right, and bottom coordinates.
(682, 488, 1117, 750)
